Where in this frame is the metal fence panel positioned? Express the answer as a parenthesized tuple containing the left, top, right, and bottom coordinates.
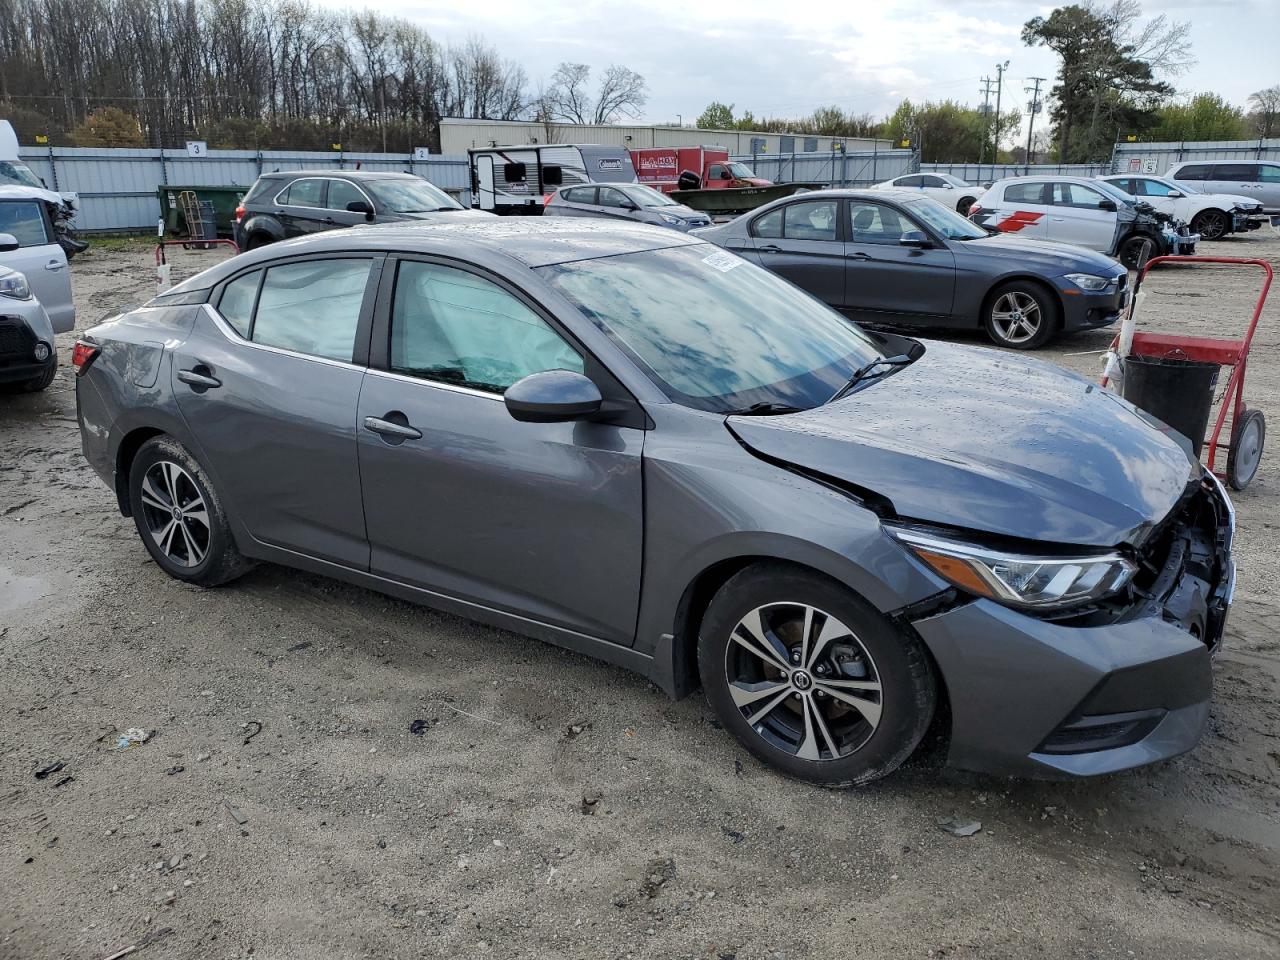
(15, 147, 472, 232)
(922, 162, 1108, 181)
(1110, 139, 1280, 173)
(733, 149, 916, 187)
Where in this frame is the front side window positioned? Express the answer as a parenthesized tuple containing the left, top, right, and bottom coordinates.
(281, 178, 324, 208)
(327, 180, 368, 211)
(783, 200, 838, 241)
(1004, 182, 1046, 204)
(709, 164, 728, 180)
(1052, 182, 1106, 209)
(1258, 165, 1280, 183)
(848, 201, 908, 244)
(598, 188, 631, 209)
(541, 244, 883, 412)
(921, 176, 946, 188)
(390, 261, 582, 394)
(250, 259, 372, 361)
(0, 200, 50, 246)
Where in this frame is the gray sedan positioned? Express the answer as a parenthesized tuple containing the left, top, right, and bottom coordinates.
(544, 182, 711, 231)
(695, 188, 1128, 349)
(74, 220, 1231, 784)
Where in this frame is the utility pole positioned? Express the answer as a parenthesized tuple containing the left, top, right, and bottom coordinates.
(1024, 77, 1045, 173)
(990, 61, 1009, 175)
(977, 77, 995, 168)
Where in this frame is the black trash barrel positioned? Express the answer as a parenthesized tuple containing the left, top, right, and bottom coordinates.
(1121, 355, 1219, 457)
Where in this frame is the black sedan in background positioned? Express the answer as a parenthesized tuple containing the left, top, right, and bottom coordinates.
(233, 170, 490, 250)
(694, 188, 1128, 349)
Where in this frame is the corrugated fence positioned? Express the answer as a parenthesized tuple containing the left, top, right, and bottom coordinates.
(738, 149, 916, 188)
(16, 147, 472, 232)
(1109, 138, 1280, 173)
(922, 162, 1109, 181)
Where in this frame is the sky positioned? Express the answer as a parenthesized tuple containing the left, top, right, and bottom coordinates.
(316, 0, 1278, 137)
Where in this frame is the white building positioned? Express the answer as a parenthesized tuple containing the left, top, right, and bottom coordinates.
(439, 117, 889, 156)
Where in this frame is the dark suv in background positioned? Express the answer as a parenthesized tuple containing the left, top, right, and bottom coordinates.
(233, 170, 490, 249)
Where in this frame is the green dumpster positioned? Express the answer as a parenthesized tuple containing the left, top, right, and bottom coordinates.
(157, 185, 249, 238)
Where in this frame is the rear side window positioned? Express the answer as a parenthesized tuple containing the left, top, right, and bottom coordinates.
(782, 200, 838, 241)
(0, 200, 50, 246)
(218, 270, 261, 336)
(280, 178, 325, 207)
(1174, 164, 1211, 181)
(1004, 182, 1046, 204)
(389, 261, 582, 394)
(563, 187, 596, 204)
(1212, 164, 1257, 180)
(896, 175, 923, 187)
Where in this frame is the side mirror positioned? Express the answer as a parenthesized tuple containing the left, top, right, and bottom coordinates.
(1098, 199, 1118, 211)
(346, 200, 374, 220)
(943, 183, 954, 189)
(899, 230, 932, 249)
(0, 233, 17, 252)
(620, 200, 638, 211)
(1168, 190, 1184, 198)
(504, 370, 603, 423)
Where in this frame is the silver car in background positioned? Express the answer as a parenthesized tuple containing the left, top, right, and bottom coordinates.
(544, 182, 711, 231)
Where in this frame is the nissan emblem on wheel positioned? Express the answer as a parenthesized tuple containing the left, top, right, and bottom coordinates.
(75, 219, 1233, 785)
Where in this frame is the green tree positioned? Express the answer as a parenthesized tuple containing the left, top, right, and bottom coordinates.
(1023, 1, 1193, 162)
(881, 99, 1020, 162)
(696, 102, 735, 129)
(1151, 93, 1248, 142)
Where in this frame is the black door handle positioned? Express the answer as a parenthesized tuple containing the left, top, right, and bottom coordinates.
(364, 412, 422, 443)
(758, 244, 782, 253)
(177, 366, 221, 390)
(848, 252, 872, 261)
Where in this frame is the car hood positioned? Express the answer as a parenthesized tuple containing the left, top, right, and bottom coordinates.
(961, 233, 1121, 272)
(1207, 193, 1265, 209)
(727, 341, 1197, 547)
(646, 204, 707, 221)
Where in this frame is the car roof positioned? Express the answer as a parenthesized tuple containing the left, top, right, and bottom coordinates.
(164, 219, 704, 296)
(259, 170, 419, 181)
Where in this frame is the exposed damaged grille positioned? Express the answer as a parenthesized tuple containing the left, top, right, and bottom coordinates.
(0, 317, 36, 363)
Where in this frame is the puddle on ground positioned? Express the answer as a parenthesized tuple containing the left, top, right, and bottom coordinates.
(0, 564, 55, 615)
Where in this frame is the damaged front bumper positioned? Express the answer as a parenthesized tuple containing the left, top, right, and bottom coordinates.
(911, 472, 1234, 778)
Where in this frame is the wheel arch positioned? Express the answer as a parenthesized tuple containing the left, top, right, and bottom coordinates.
(979, 274, 1064, 330)
(113, 426, 167, 516)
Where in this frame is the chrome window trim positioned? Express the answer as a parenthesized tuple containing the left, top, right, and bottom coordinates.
(271, 176, 328, 209)
(363, 365, 504, 402)
(323, 177, 376, 212)
(200, 303, 365, 372)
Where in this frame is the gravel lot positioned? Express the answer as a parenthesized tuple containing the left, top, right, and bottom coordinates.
(2, 231, 1279, 960)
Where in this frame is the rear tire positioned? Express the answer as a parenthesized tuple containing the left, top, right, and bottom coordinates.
(1190, 209, 1230, 242)
(245, 233, 271, 251)
(128, 436, 253, 586)
(983, 280, 1059, 350)
(698, 563, 936, 787)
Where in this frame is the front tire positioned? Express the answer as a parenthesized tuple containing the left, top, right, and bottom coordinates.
(1119, 234, 1157, 270)
(698, 563, 936, 787)
(956, 195, 976, 215)
(983, 280, 1059, 350)
(1190, 209, 1230, 241)
(128, 436, 253, 586)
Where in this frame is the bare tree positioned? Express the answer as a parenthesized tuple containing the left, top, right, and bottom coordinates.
(1249, 85, 1280, 138)
(544, 62, 592, 123)
(593, 65, 646, 123)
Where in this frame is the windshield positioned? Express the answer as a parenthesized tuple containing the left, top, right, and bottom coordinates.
(617, 184, 677, 207)
(905, 197, 987, 240)
(941, 175, 970, 188)
(365, 177, 461, 213)
(0, 160, 45, 189)
(726, 162, 757, 179)
(540, 244, 883, 412)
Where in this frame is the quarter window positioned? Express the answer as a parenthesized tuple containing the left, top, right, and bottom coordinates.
(848, 201, 908, 244)
(0, 200, 50, 247)
(218, 270, 261, 337)
(280, 178, 325, 207)
(389, 261, 583, 394)
(1004, 182, 1046, 204)
(249, 259, 371, 361)
(327, 179, 367, 211)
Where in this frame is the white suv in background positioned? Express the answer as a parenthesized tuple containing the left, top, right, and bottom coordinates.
(1165, 161, 1280, 213)
(870, 173, 979, 214)
(969, 176, 1196, 269)
(1099, 174, 1264, 240)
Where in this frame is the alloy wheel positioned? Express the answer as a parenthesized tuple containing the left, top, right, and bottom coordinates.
(138, 460, 210, 568)
(990, 291, 1042, 345)
(724, 602, 883, 762)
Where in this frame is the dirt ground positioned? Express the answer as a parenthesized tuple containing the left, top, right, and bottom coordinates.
(2, 230, 1279, 960)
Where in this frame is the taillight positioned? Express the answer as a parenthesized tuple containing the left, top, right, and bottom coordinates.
(234, 205, 246, 222)
(542, 193, 555, 205)
(71, 340, 100, 376)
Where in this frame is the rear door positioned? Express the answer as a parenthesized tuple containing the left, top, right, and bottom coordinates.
(355, 256, 644, 643)
(751, 197, 846, 307)
(1045, 181, 1114, 251)
(989, 181, 1051, 240)
(0, 197, 73, 332)
(173, 254, 381, 568)
(274, 177, 329, 236)
(555, 186, 599, 218)
(843, 198, 955, 320)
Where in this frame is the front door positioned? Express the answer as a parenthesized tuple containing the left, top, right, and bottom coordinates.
(324, 178, 375, 228)
(843, 199, 956, 320)
(356, 258, 645, 644)
(751, 197, 846, 307)
(0, 198, 73, 332)
(172, 254, 380, 568)
(1045, 181, 1115, 251)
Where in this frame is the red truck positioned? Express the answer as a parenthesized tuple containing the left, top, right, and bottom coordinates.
(630, 146, 772, 192)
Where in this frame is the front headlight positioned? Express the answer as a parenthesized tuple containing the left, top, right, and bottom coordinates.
(658, 213, 681, 224)
(1063, 272, 1112, 292)
(0, 272, 31, 300)
(890, 527, 1136, 611)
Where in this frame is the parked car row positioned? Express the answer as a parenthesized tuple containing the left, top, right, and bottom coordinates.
(72, 218, 1235, 787)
